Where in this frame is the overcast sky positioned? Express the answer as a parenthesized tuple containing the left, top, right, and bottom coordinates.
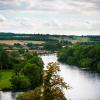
(0, 0, 100, 35)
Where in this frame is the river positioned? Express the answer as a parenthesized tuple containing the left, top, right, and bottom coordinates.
(0, 54, 100, 100)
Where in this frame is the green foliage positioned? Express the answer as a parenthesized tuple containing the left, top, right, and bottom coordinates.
(29, 56, 44, 68)
(0, 72, 2, 79)
(18, 48, 25, 54)
(67, 56, 76, 65)
(13, 62, 25, 75)
(58, 47, 75, 64)
(10, 51, 43, 91)
(44, 41, 62, 51)
(80, 58, 92, 68)
(10, 74, 31, 91)
(60, 40, 72, 46)
(0, 33, 59, 42)
(22, 63, 43, 89)
(9, 51, 21, 65)
(0, 71, 13, 90)
(0, 48, 10, 69)
(26, 43, 42, 50)
(16, 87, 43, 100)
(97, 62, 100, 72)
(23, 51, 33, 60)
(0, 48, 23, 70)
(0, 50, 43, 91)
(58, 45, 100, 72)
(14, 43, 22, 48)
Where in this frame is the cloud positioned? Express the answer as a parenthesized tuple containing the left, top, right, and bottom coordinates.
(0, 0, 99, 13)
(0, 0, 99, 35)
(0, 14, 6, 22)
(0, 0, 99, 18)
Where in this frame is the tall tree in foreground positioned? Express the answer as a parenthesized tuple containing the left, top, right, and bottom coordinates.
(17, 62, 69, 100)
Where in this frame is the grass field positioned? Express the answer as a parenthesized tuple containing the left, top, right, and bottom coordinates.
(0, 70, 13, 90)
(0, 40, 45, 45)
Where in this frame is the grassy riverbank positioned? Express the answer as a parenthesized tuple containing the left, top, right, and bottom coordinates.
(0, 70, 13, 90)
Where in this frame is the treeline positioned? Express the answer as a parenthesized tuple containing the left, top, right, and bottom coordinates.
(0, 36, 58, 42)
(76, 41, 100, 45)
(0, 32, 50, 36)
(58, 45, 100, 72)
(88, 36, 100, 41)
(0, 32, 67, 41)
(0, 32, 99, 42)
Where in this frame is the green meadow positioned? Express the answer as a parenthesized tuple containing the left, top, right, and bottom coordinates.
(0, 70, 13, 90)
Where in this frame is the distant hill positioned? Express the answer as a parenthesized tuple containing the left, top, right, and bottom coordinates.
(0, 32, 99, 45)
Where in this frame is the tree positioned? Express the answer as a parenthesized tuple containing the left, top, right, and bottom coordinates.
(67, 56, 76, 65)
(17, 62, 69, 100)
(13, 61, 26, 75)
(9, 51, 21, 62)
(18, 48, 25, 54)
(29, 56, 44, 68)
(0, 72, 2, 79)
(43, 62, 69, 100)
(44, 41, 62, 51)
(10, 74, 31, 91)
(0, 48, 10, 69)
(97, 62, 100, 72)
(80, 58, 92, 68)
(22, 63, 43, 89)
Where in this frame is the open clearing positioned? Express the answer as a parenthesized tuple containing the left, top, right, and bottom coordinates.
(0, 40, 45, 45)
(0, 71, 13, 90)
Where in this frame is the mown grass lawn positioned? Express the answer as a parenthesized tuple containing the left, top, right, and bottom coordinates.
(0, 70, 13, 90)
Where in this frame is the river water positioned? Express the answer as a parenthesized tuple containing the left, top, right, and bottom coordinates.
(1, 54, 100, 100)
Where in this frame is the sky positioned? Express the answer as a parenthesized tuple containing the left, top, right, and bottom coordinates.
(0, 0, 100, 35)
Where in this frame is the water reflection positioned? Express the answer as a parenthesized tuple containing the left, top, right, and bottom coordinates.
(0, 91, 18, 100)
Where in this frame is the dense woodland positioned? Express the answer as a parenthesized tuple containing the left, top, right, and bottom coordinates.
(0, 48, 43, 91)
(58, 44, 100, 72)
